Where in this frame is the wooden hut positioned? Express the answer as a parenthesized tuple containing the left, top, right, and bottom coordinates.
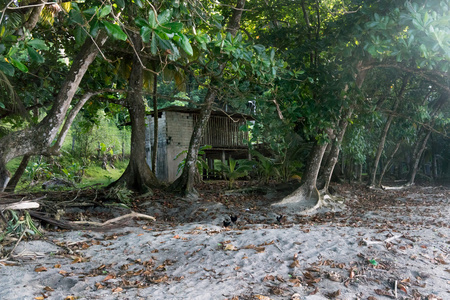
(145, 106, 253, 182)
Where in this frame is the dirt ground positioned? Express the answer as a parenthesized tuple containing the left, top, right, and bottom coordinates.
(0, 181, 449, 300)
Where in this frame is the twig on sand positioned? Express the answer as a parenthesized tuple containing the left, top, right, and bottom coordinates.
(70, 211, 156, 227)
(363, 234, 402, 246)
(4, 230, 26, 260)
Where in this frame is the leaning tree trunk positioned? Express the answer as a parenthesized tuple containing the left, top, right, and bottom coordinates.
(170, 89, 216, 196)
(406, 92, 447, 185)
(273, 140, 328, 210)
(319, 108, 352, 192)
(377, 139, 401, 186)
(109, 35, 158, 193)
(368, 76, 408, 187)
(406, 129, 431, 185)
(151, 65, 158, 172)
(4, 155, 31, 192)
(0, 31, 108, 191)
(169, 0, 246, 197)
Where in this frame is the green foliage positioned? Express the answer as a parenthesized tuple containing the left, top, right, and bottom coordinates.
(175, 145, 212, 175)
(107, 184, 133, 207)
(0, 210, 41, 242)
(217, 158, 253, 189)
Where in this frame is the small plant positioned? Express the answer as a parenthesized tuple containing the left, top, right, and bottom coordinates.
(175, 145, 212, 175)
(0, 210, 42, 242)
(107, 184, 133, 207)
(217, 158, 253, 189)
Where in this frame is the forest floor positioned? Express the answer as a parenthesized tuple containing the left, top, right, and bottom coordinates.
(0, 181, 449, 300)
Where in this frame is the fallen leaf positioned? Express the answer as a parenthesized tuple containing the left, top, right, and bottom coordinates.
(34, 297, 45, 300)
(64, 297, 75, 300)
(95, 282, 105, 289)
(43, 286, 54, 291)
(253, 295, 271, 300)
(398, 283, 408, 294)
(224, 244, 238, 251)
(103, 274, 115, 282)
(112, 287, 123, 293)
(35, 266, 47, 272)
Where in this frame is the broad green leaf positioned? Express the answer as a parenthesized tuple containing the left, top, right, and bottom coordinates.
(74, 26, 87, 45)
(151, 32, 157, 54)
(135, 17, 148, 27)
(99, 5, 112, 18)
(157, 9, 172, 25)
(0, 101, 5, 109)
(148, 10, 157, 28)
(0, 44, 5, 54)
(140, 26, 152, 43)
(83, 7, 98, 17)
(10, 58, 28, 73)
(179, 34, 193, 56)
(28, 39, 48, 50)
(0, 60, 14, 76)
(115, 0, 125, 8)
(68, 9, 84, 25)
(253, 44, 265, 54)
(90, 18, 101, 36)
(161, 22, 183, 33)
(135, 0, 143, 8)
(102, 21, 127, 41)
(27, 47, 44, 63)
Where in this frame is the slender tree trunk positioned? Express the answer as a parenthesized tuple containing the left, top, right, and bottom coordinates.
(273, 140, 327, 208)
(151, 67, 158, 172)
(169, 0, 246, 196)
(109, 34, 158, 193)
(407, 130, 431, 185)
(320, 109, 352, 192)
(170, 89, 216, 195)
(4, 155, 31, 192)
(369, 76, 408, 186)
(407, 93, 447, 185)
(377, 139, 401, 186)
(0, 31, 108, 191)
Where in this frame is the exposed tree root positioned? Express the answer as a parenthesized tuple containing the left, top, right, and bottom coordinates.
(272, 185, 346, 215)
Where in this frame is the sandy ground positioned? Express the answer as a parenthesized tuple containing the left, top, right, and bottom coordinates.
(0, 183, 449, 300)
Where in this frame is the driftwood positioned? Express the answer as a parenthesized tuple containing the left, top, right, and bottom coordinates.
(362, 234, 402, 246)
(70, 211, 156, 227)
(0, 195, 46, 211)
(29, 210, 155, 230)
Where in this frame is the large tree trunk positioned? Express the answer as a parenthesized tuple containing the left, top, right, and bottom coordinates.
(169, 0, 246, 197)
(109, 34, 158, 193)
(0, 32, 108, 191)
(368, 76, 408, 187)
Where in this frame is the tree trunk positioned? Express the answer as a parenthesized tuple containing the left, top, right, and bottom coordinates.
(4, 155, 31, 192)
(377, 139, 401, 186)
(407, 130, 431, 185)
(151, 67, 158, 172)
(406, 93, 447, 185)
(170, 89, 216, 196)
(169, 0, 246, 197)
(368, 76, 408, 187)
(319, 109, 352, 192)
(109, 34, 158, 193)
(273, 140, 327, 210)
(0, 31, 108, 191)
